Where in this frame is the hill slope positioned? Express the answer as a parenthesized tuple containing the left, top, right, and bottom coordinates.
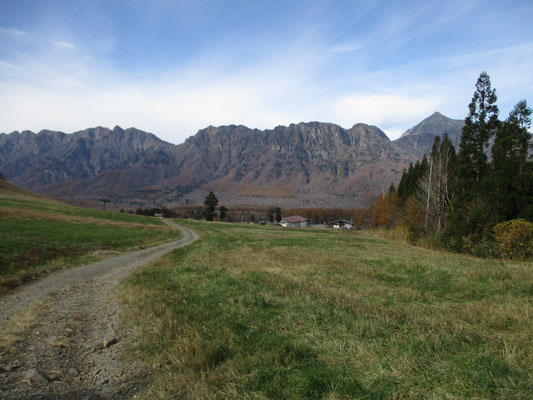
(0, 179, 181, 292)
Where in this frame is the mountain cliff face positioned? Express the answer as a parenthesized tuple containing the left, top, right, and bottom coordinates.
(0, 126, 172, 190)
(160, 122, 413, 207)
(0, 113, 466, 209)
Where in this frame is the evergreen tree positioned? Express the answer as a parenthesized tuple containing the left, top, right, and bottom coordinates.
(203, 191, 218, 221)
(267, 208, 274, 224)
(267, 206, 282, 224)
(274, 207, 282, 223)
(489, 100, 533, 220)
(456, 72, 499, 194)
(398, 157, 428, 201)
(219, 205, 228, 221)
(446, 72, 500, 249)
(397, 163, 413, 199)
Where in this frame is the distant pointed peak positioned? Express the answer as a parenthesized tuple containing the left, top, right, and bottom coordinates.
(400, 111, 463, 138)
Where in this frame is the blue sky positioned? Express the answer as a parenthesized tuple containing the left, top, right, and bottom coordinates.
(1, 0, 532, 144)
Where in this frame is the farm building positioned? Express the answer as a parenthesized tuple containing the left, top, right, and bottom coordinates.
(327, 219, 354, 229)
(280, 215, 311, 228)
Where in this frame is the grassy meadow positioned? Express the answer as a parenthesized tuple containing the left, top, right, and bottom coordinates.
(122, 219, 533, 399)
(0, 180, 182, 292)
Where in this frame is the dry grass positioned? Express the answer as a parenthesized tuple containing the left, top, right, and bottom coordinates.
(0, 185, 181, 293)
(0, 299, 51, 352)
(120, 220, 533, 399)
(0, 179, 61, 204)
(0, 205, 174, 230)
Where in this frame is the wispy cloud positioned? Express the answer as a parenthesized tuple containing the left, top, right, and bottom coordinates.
(329, 43, 363, 53)
(0, 27, 26, 36)
(332, 93, 444, 135)
(0, 1, 532, 143)
(446, 41, 533, 68)
(54, 40, 76, 50)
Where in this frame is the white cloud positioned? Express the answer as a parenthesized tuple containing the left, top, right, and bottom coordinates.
(0, 51, 467, 144)
(0, 27, 26, 36)
(54, 41, 76, 50)
(329, 43, 363, 53)
(0, 65, 452, 143)
(332, 93, 444, 136)
(0, 51, 312, 143)
(1, 11, 532, 145)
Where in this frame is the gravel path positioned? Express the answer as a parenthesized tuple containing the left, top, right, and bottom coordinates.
(0, 220, 198, 399)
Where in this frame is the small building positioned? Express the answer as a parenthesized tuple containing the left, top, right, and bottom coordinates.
(327, 219, 354, 229)
(280, 215, 311, 228)
(154, 213, 163, 219)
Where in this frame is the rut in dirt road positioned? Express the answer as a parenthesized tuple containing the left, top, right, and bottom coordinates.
(0, 220, 198, 400)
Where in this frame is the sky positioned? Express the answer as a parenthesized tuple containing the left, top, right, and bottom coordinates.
(1, 0, 532, 144)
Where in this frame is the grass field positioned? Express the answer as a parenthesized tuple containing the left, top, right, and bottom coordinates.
(121, 220, 533, 399)
(0, 180, 181, 292)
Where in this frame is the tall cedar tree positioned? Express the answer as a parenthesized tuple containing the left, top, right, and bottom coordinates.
(489, 100, 533, 220)
(397, 156, 428, 200)
(203, 191, 218, 221)
(455, 72, 499, 197)
(446, 72, 500, 246)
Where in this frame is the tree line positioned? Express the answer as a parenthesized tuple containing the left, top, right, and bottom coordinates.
(369, 72, 533, 259)
(199, 192, 372, 225)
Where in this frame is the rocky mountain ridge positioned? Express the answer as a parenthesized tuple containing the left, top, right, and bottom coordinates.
(0, 112, 465, 209)
(0, 126, 172, 190)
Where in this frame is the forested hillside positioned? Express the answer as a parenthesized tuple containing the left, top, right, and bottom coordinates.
(368, 72, 533, 259)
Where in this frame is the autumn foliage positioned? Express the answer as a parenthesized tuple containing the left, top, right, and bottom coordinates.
(369, 189, 400, 228)
(493, 219, 533, 260)
(366, 72, 533, 260)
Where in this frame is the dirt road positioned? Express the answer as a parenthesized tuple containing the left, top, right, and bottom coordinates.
(0, 220, 198, 399)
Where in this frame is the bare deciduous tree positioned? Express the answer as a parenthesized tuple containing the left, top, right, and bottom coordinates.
(417, 135, 456, 233)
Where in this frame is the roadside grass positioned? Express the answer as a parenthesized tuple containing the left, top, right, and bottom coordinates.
(0, 298, 50, 350)
(121, 220, 533, 399)
(0, 188, 181, 293)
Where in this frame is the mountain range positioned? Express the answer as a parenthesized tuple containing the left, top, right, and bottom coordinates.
(0, 112, 464, 209)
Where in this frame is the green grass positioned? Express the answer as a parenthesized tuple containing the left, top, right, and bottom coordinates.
(0, 191, 181, 292)
(0, 197, 162, 225)
(122, 220, 533, 399)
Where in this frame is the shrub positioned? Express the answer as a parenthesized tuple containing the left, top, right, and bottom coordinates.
(423, 232, 444, 250)
(493, 219, 533, 260)
(407, 226, 424, 245)
(462, 233, 497, 258)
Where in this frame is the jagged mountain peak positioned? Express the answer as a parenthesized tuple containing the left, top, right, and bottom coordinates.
(1, 114, 468, 209)
(393, 112, 464, 158)
(400, 112, 463, 138)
